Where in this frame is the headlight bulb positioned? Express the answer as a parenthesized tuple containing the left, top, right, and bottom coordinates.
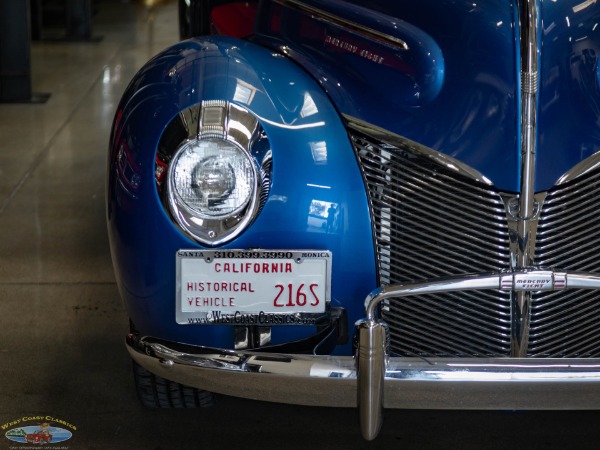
(192, 156, 236, 208)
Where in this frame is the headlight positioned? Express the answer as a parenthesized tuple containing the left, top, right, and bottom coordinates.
(158, 101, 271, 245)
(171, 139, 253, 217)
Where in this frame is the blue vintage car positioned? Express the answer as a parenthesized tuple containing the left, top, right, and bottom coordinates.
(107, 0, 600, 440)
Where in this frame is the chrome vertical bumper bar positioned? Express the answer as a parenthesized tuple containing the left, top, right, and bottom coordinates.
(356, 269, 600, 440)
(356, 319, 387, 440)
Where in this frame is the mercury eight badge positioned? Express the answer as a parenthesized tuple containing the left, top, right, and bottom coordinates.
(107, 0, 600, 439)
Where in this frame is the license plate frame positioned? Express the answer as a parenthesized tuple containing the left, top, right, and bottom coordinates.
(176, 249, 332, 325)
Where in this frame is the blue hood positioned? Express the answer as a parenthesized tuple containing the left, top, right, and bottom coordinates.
(255, 0, 600, 192)
(537, 0, 600, 191)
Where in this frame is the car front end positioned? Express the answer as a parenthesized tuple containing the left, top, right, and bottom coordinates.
(108, 0, 600, 440)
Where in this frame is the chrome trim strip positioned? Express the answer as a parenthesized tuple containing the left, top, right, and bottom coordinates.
(556, 150, 600, 185)
(517, 0, 540, 243)
(514, 0, 541, 358)
(272, 0, 409, 51)
(345, 115, 494, 186)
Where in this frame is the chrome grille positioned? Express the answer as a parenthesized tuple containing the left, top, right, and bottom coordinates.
(532, 167, 600, 356)
(351, 129, 512, 357)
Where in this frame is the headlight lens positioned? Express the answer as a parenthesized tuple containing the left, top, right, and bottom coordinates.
(159, 101, 271, 246)
(172, 139, 254, 218)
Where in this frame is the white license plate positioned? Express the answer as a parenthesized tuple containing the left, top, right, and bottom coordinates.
(176, 250, 331, 325)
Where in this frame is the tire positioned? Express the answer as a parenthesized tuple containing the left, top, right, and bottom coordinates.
(132, 360, 215, 408)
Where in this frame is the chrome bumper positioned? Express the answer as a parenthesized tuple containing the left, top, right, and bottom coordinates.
(127, 269, 600, 440)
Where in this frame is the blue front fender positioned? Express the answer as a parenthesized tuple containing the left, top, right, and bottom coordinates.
(107, 36, 376, 354)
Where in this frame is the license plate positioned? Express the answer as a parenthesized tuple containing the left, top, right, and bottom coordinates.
(176, 250, 331, 325)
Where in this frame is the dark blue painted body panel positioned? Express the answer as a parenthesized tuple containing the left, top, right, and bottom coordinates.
(255, 0, 600, 192)
(107, 37, 376, 353)
(536, 1, 600, 190)
(255, 0, 521, 192)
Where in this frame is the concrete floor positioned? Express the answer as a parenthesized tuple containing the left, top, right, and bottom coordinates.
(2, 1, 600, 449)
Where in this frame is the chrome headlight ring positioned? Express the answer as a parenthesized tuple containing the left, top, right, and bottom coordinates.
(156, 101, 272, 246)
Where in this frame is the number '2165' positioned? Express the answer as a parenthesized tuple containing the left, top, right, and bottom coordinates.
(273, 283, 320, 307)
